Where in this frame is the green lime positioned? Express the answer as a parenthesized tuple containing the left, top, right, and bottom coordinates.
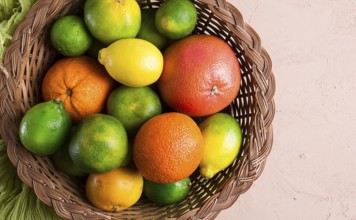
(143, 177, 191, 205)
(155, 0, 197, 40)
(50, 15, 93, 57)
(19, 99, 71, 156)
(84, 0, 141, 45)
(52, 127, 87, 176)
(107, 85, 162, 137)
(86, 38, 106, 59)
(137, 9, 169, 51)
(69, 114, 129, 174)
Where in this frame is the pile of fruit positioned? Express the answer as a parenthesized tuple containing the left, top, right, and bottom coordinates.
(18, 0, 243, 212)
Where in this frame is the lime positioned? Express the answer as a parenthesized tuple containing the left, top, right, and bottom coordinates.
(84, 0, 141, 45)
(198, 113, 243, 179)
(155, 0, 197, 40)
(52, 127, 87, 176)
(107, 85, 162, 137)
(86, 38, 106, 59)
(137, 9, 169, 51)
(69, 114, 129, 174)
(19, 99, 71, 156)
(143, 177, 191, 205)
(98, 38, 163, 87)
(50, 15, 93, 57)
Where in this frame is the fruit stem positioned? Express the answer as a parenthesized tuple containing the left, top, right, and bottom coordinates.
(116, 0, 124, 3)
(112, 205, 119, 212)
(53, 98, 62, 104)
(210, 86, 219, 95)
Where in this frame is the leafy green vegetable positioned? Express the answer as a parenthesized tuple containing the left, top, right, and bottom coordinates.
(0, 0, 36, 60)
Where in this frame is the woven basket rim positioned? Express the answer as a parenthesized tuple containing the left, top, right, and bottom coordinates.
(0, 0, 276, 219)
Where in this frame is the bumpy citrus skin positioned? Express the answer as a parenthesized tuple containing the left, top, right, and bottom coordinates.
(99, 38, 163, 87)
(84, 0, 141, 45)
(42, 56, 117, 124)
(158, 34, 241, 117)
(86, 166, 143, 212)
(50, 15, 93, 57)
(155, 0, 198, 40)
(133, 112, 204, 183)
(19, 99, 71, 156)
(69, 114, 129, 174)
(137, 9, 169, 51)
(143, 177, 191, 205)
(199, 113, 242, 179)
(107, 85, 162, 137)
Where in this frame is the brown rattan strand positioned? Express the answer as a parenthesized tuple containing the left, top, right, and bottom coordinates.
(0, 0, 276, 219)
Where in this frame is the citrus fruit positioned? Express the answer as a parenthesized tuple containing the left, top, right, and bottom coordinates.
(69, 114, 129, 174)
(50, 15, 93, 57)
(155, 0, 197, 40)
(84, 0, 141, 45)
(199, 113, 243, 179)
(52, 127, 87, 177)
(143, 177, 191, 205)
(86, 38, 106, 59)
(19, 99, 71, 156)
(99, 38, 163, 87)
(86, 166, 143, 212)
(136, 9, 169, 50)
(42, 56, 116, 123)
(133, 112, 203, 183)
(107, 85, 162, 137)
(157, 34, 241, 117)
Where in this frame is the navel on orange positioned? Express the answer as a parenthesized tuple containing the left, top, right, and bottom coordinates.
(42, 56, 116, 123)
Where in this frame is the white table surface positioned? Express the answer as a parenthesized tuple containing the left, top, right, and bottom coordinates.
(217, 0, 356, 219)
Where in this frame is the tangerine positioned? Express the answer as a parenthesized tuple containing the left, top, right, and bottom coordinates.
(42, 56, 116, 123)
(157, 34, 241, 117)
(133, 112, 203, 183)
(86, 166, 143, 212)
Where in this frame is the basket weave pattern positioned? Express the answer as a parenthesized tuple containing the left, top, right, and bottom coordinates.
(0, 0, 275, 219)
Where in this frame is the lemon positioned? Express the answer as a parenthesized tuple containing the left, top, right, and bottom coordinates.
(199, 113, 243, 179)
(155, 0, 198, 40)
(84, 0, 141, 45)
(19, 99, 71, 156)
(50, 15, 93, 57)
(98, 38, 163, 87)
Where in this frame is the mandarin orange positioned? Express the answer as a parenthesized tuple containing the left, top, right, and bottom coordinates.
(133, 112, 204, 184)
(42, 56, 116, 123)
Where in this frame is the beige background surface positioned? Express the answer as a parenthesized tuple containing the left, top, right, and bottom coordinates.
(217, 0, 356, 219)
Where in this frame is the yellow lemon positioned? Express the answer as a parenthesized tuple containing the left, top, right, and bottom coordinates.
(199, 113, 243, 179)
(98, 38, 163, 87)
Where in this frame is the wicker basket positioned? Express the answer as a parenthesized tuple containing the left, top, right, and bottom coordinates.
(0, 0, 275, 219)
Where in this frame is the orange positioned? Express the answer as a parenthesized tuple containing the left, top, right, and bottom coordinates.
(42, 56, 116, 123)
(86, 166, 143, 212)
(133, 112, 203, 183)
(157, 34, 241, 117)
